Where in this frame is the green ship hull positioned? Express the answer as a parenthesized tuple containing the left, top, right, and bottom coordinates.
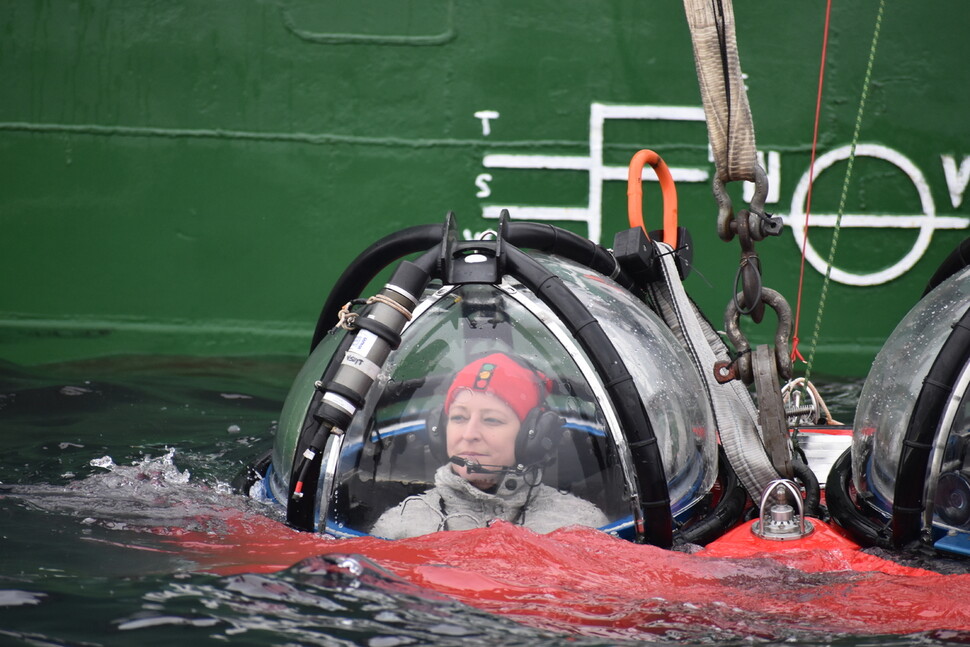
(2, 1, 967, 377)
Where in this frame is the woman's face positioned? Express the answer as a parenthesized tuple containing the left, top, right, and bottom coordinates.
(445, 389, 521, 488)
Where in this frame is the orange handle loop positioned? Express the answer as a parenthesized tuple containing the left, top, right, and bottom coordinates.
(627, 149, 678, 250)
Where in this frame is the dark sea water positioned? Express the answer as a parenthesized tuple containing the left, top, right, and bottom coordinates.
(1, 356, 967, 647)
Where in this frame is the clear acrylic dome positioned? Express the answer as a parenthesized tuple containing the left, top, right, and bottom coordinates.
(852, 265, 970, 517)
(270, 253, 718, 539)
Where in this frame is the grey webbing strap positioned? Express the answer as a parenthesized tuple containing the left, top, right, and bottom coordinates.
(682, 0, 759, 183)
(648, 241, 780, 498)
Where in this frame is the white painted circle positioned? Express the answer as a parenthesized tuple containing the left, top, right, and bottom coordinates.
(789, 144, 936, 286)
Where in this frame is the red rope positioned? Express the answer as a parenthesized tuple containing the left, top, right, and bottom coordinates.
(790, 0, 833, 365)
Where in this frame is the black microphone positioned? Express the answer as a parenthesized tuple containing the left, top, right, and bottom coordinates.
(448, 456, 514, 474)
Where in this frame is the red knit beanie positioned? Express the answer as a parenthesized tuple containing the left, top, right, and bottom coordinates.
(444, 353, 550, 422)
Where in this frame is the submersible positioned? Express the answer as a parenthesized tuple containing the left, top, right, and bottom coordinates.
(238, 209, 790, 547)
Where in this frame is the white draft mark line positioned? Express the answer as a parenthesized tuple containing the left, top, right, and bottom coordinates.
(481, 206, 590, 222)
(780, 214, 970, 229)
(482, 154, 709, 183)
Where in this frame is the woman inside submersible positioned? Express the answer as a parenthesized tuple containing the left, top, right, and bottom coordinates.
(370, 353, 608, 539)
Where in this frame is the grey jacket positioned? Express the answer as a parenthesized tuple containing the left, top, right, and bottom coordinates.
(369, 464, 609, 539)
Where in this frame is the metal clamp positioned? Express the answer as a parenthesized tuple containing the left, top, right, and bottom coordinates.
(714, 287, 793, 385)
(714, 166, 779, 243)
(734, 210, 766, 323)
(715, 166, 783, 325)
(713, 176, 736, 243)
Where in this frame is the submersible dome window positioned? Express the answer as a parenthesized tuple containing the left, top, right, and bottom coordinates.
(267, 251, 720, 542)
(842, 264, 970, 554)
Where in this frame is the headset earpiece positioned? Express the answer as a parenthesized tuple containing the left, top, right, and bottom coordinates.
(516, 407, 565, 466)
(426, 405, 448, 463)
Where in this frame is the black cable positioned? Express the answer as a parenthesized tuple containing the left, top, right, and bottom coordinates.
(503, 244, 674, 547)
(922, 236, 970, 297)
(676, 446, 747, 546)
(790, 458, 820, 518)
(310, 222, 634, 351)
(825, 447, 892, 548)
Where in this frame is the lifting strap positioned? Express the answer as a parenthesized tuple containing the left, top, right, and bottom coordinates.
(647, 241, 780, 498)
(682, 0, 759, 184)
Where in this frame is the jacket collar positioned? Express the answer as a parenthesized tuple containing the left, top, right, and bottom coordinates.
(434, 464, 536, 506)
